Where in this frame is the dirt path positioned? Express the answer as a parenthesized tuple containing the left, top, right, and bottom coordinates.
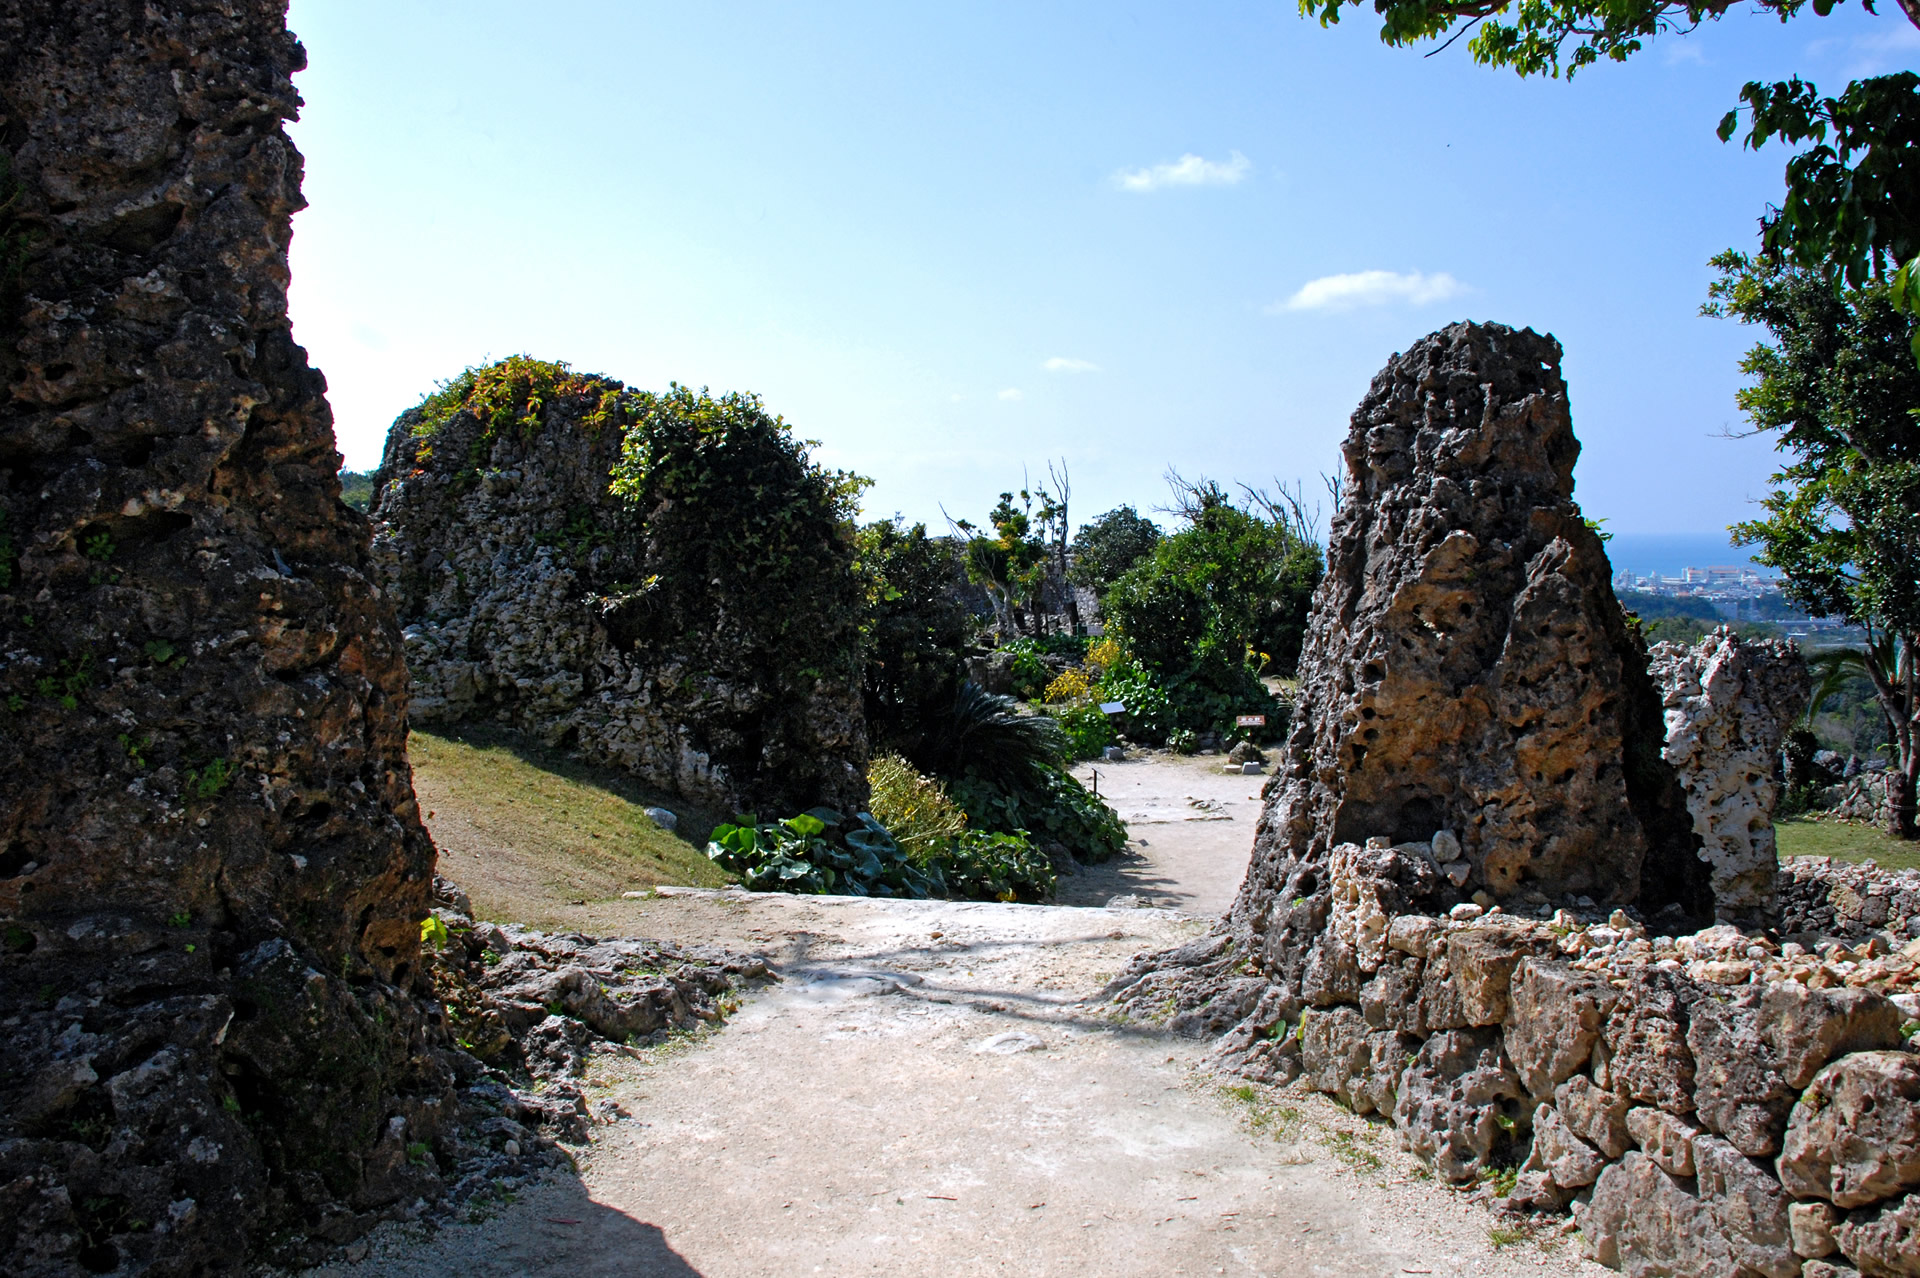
(306, 752, 1609, 1276)
(1059, 752, 1270, 915)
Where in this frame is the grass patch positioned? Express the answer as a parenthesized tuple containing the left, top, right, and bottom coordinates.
(1488, 1224, 1530, 1249)
(410, 724, 732, 922)
(1322, 1127, 1383, 1173)
(1778, 817, 1920, 872)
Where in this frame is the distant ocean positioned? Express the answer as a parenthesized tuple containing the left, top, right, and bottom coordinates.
(1601, 532, 1770, 580)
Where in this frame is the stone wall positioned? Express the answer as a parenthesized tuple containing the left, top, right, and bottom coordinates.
(0, 2, 457, 1272)
(370, 368, 869, 817)
(1108, 323, 1920, 1278)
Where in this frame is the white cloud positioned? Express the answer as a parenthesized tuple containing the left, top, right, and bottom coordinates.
(1271, 270, 1466, 313)
(1043, 357, 1100, 373)
(1113, 150, 1250, 193)
(997, 387, 1024, 401)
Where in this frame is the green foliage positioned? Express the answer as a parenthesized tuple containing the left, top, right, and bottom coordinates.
(957, 489, 1052, 634)
(1720, 74, 1920, 301)
(706, 808, 942, 897)
(606, 382, 870, 688)
(947, 764, 1127, 864)
(933, 829, 1056, 902)
(420, 916, 451, 950)
(1070, 504, 1162, 595)
(81, 531, 114, 561)
(865, 753, 969, 861)
(856, 519, 970, 748)
(1053, 700, 1117, 761)
(1094, 657, 1177, 743)
(1297, 0, 1851, 80)
(338, 470, 376, 512)
(1003, 638, 1052, 701)
(1707, 254, 1919, 834)
(410, 355, 626, 468)
(34, 654, 95, 710)
(184, 758, 234, 801)
(1102, 477, 1322, 733)
(901, 682, 1067, 789)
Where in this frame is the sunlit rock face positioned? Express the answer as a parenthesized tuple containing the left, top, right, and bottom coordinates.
(0, 2, 453, 1271)
(1650, 629, 1809, 929)
(1233, 320, 1701, 945)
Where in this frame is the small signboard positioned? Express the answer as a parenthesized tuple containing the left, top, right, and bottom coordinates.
(1099, 701, 1126, 715)
(1235, 714, 1267, 728)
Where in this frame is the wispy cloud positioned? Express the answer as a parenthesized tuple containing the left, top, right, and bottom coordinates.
(997, 387, 1024, 401)
(1043, 357, 1100, 374)
(1113, 150, 1250, 193)
(1662, 39, 1707, 66)
(1271, 270, 1466, 313)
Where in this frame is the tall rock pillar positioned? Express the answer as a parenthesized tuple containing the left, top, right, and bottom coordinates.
(1233, 322, 1703, 960)
(0, 3, 450, 1271)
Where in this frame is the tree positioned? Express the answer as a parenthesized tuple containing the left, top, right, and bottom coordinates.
(1070, 505, 1162, 596)
(1705, 254, 1920, 837)
(1103, 476, 1325, 732)
(856, 518, 971, 752)
(1298, 0, 1917, 79)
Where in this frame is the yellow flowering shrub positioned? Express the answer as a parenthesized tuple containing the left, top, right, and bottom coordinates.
(866, 753, 968, 862)
(1044, 667, 1094, 704)
(1085, 636, 1123, 672)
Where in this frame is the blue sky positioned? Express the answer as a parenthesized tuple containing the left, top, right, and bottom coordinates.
(284, 1, 1918, 539)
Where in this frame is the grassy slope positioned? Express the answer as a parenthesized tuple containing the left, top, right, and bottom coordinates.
(1777, 817, 1920, 873)
(411, 725, 732, 926)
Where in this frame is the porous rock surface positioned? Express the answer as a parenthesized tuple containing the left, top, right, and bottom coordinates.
(1651, 629, 1809, 929)
(1107, 323, 1920, 1278)
(1235, 320, 1699, 931)
(0, 2, 451, 1271)
(369, 373, 867, 817)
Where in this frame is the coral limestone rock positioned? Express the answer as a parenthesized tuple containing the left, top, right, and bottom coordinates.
(1779, 1051, 1920, 1209)
(0, 1, 449, 1269)
(371, 368, 869, 817)
(1234, 321, 1697, 953)
(1650, 628, 1810, 928)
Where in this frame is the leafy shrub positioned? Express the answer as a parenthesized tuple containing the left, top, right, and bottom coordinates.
(1167, 727, 1198, 754)
(949, 765, 1127, 863)
(899, 682, 1065, 788)
(1085, 636, 1123, 672)
(856, 519, 970, 750)
(1070, 504, 1162, 594)
(1004, 639, 1051, 701)
(866, 754, 969, 861)
(1095, 658, 1176, 744)
(1054, 700, 1116, 760)
(935, 830, 1056, 902)
(706, 809, 940, 897)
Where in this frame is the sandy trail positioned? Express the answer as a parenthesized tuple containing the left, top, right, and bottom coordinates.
(303, 755, 1606, 1278)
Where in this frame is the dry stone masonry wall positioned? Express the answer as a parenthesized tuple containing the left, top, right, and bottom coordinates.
(370, 368, 869, 817)
(1109, 323, 1920, 1278)
(0, 2, 457, 1271)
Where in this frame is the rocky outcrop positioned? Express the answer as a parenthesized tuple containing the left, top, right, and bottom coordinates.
(1234, 320, 1699, 941)
(1651, 629, 1809, 929)
(370, 364, 868, 817)
(1108, 323, 1920, 1278)
(0, 2, 454, 1271)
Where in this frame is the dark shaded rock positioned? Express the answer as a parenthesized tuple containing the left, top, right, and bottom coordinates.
(1780, 1051, 1920, 1209)
(1392, 1026, 1527, 1182)
(0, 1, 451, 1270)
(1504, 958, 1619, 1098)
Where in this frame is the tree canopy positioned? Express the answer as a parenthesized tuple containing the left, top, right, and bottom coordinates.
(1298, 0, 1914, 79)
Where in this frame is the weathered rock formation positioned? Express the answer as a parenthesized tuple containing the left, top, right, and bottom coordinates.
(0, 1, 456, 1271)
(1651, 629, 1809, 929)
(370, 365, 868, 816)
(1108, 324, 1920, 1278)
(1237, 320, 1699, 933)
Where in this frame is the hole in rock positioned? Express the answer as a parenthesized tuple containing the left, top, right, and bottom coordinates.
(0, 841, 33, 877)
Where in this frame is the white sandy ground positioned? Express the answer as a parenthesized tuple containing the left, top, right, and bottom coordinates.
(292, 755, 1611, 1278)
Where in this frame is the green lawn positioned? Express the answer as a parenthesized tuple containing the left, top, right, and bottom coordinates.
(1776, 817, 1920, 873)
